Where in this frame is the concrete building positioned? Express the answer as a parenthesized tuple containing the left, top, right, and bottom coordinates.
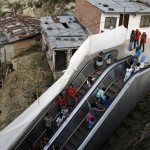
(75, 0, 150, 39)
(40, 15, 87, 79)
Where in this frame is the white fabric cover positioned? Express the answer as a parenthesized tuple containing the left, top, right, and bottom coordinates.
(0, 26, 127, 150)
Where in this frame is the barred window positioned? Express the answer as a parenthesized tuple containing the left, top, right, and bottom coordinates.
(140, 15, 150, 27)
(104, 17, 117, 29)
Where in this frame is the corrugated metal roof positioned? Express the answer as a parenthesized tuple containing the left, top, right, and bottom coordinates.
(48, 36, 85, 49)
(87, 0, 150, 13)
(40, 15, 87, 49)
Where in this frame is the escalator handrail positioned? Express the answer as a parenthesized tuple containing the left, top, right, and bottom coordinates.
(78, 64, 150, 150)
(43, 55, 133, 150)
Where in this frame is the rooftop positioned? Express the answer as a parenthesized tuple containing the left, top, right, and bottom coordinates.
(40, 15, 87, 49)
(87, 0, 150, 13)
(0, 16, 40, 44)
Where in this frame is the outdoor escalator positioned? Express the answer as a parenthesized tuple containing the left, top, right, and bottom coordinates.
(13, 50, 118, 150)
(44, 55, 133, 150)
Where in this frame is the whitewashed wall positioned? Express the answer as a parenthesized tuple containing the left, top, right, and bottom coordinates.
(127, 13, 150, 39)
(99, 13, 120, 33)
(100, 13, 150, 39)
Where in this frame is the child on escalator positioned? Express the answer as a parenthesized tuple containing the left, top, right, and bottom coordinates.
(87, 76, 95, 87)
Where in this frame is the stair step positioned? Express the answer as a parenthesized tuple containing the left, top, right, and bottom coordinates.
(105, 90, 114, 98)
(63, 142, 76, 150)
(69, 135, 80, 148)
(113, 80, 123, 88)
(74, 130, 85, 141)
(109, 86, 119, 94)
(78, 124, 88, 135)
(77, 89, 87, 96)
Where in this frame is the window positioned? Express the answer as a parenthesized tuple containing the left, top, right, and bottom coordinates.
(104, 17, 117, 29)
(140, 15, 150, 27)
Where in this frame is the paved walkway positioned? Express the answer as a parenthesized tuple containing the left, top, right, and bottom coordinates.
(124, 39, 150, 62)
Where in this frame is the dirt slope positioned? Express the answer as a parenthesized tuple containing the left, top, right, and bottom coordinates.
(0, 49, 54, 130)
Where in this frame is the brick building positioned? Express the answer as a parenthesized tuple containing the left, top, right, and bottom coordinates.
(75, 0, 101, 34)
(75, 0, 150, 39)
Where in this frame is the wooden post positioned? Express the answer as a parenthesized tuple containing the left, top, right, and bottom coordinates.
(4, 48, 7, 76)
(36, 87, 40, 104)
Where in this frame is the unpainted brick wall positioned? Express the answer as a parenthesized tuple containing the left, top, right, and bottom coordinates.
(75, 0, 101, 34)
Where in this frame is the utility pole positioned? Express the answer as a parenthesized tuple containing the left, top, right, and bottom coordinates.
(122, 6, 125, 26)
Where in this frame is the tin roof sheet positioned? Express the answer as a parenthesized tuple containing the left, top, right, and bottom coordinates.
(87, 0, 150, 13)
(40, 15, 87, 49)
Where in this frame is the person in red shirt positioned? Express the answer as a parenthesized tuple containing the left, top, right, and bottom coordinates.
(134, 29, 141, 49)
(65, 84, 76, 98)
(140, 31, 147, 52)
(55, 93, 66, 110)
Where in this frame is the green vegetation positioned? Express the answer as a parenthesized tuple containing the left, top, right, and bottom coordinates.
(0, 0, 75, 17)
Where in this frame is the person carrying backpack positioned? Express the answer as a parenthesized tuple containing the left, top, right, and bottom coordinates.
(96, 88, 106, 104)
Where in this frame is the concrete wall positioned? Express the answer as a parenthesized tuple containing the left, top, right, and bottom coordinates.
(100, 13, 120, 33)
(0, 40, 37, 63)
(100, 13, 150, 39)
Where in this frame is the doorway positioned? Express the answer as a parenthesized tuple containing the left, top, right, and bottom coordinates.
(119, 14, 129, 28)
(55, 51, 67, 71)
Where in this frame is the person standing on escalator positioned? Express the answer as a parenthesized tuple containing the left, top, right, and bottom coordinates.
(105, 54, 112, 65)
(65, 84, 76, 99)
(55, 93, 66, 111)
(95, 52, 104, 73)
(96, 88, 106, 104)
(44, 113, 53, 136)
(124, 66, 134, 82)
(86, 100, 105, 123)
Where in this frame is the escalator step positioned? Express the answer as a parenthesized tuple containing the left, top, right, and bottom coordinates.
(78, 92, 84, 98)
(69, 136, 81, 147)
(64, 142, 76, 150)
(74, 130, 85, 141)
(78, 125, 89, 135)
(78, 89, 87, 96)
(91, 73, 98, 79)
(82, 85, 90, 91)
(109, 86, 120, 93)
(105, 91, 114, 98)
(113, 81, 123, 88)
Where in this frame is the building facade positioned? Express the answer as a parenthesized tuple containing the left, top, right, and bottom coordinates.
(75, 0, 150, 39)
